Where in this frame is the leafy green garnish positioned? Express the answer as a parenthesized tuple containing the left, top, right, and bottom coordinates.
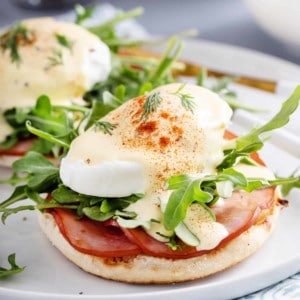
(148, 37, 183, 86)
(87, 7, 144, 52)
(0, 23, 34, 65)
(1, 95, 88, 156)
(0, 254, 24, 278)
(12, 151, 59, 192)
(164, 168, 298, 231)
(218, 85, 300, 170)
(281, 169, 300, 196)
(75, 4, 95, 25)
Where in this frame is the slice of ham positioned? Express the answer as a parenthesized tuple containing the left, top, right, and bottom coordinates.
(0, 138, 34, 156)
(51, 208, 142, 257)
(120, 187, 275, 258)
(51, 186, 275, 259)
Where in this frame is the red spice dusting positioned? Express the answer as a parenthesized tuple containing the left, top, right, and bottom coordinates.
(160, 111, 170, 119)
(172, 125, 183, 135)
(132, 108, 143, 120)
(136, 95, 146, 105)
(136, 121, 157, 134)
(146, 141, 154, 148)
(163, 166, 170, 172)
(170, 116, 178, 122)
(156, 173, 164, 180)
(159, 136, 170, 147)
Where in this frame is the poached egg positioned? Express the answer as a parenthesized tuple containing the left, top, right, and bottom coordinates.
(0, 17, 111, 141)
(60, 83, 233, 197)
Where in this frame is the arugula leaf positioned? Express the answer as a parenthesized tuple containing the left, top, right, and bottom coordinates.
(84, 100, 116, 130)
(87, 7, 144, 52)
(2, 95, 86, 155)
(0, 186, 27, 210)
(26, 121, 70, 150)
(52, 185, 105, 205)
(51, 185, 142, 220)
(1, 204, 36, 224)
(0, 254, 24, 278)
(218, 85, 300, 170)
(163, 168, 298, 231)
(12, 151, 59, 192)
(280, 169, 300, 196)
(237, 85, 300, 150)
(148, 36, 183, 86)
(75, 4, 95, 25)
(82, 206, 114, 222)
(164, 177, 212, 230)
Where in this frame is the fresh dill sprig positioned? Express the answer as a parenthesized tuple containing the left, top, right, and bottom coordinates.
(94, 121, 118, 135)
(140, 92, 163, 122)
(179, 93, 195, 113)
(46, 34, 73, 68)
(171, 83, 195, 113)
(47, 48, 63, 67)
(55, 33, 74, 51)
(0, 23, 34, 65)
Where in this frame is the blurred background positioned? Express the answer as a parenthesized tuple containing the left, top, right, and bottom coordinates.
(0, 0, 300, 65)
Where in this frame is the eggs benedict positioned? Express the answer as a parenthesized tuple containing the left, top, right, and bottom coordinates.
(0, 17, 111, 165)
(32, 83, 283, 283)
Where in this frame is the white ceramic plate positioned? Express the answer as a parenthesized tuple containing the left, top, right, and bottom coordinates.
(0, 39, 300, 300)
